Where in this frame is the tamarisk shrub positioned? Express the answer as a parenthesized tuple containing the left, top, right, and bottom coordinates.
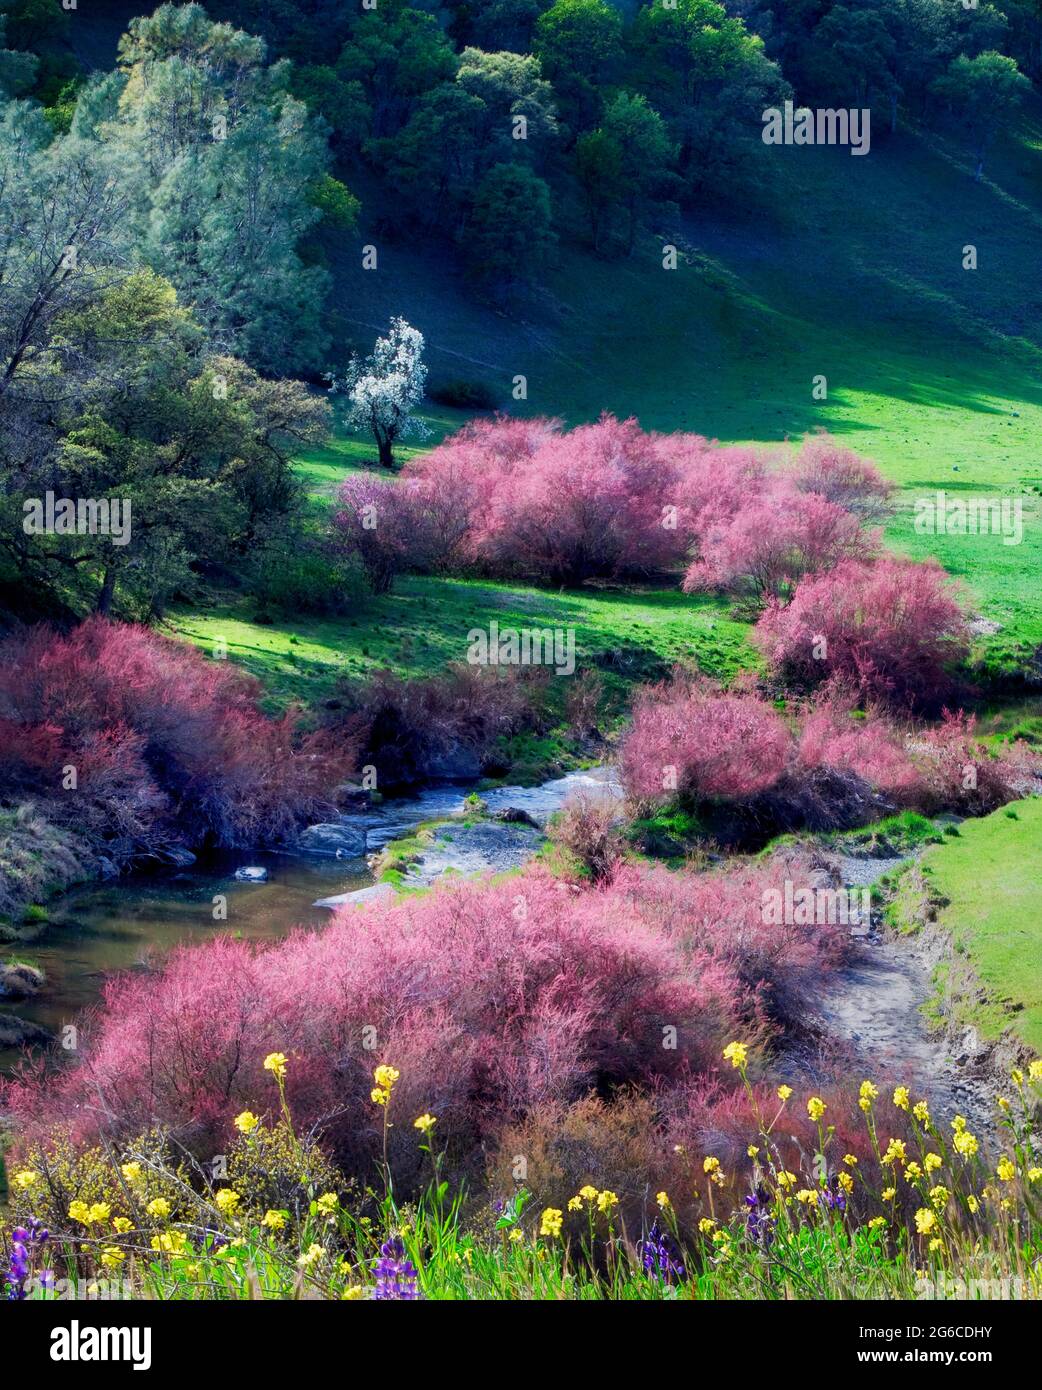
(755, 556, 971, 713)
(5, 859, 849, 1191)
(330, 474, 460, 593)
(683, 487, 874, 601)
(791, 437, 896, 523)
(620, 678, 791, 807)
(407, 414, 688, 584)
(0, 619, 352, 855)
(547, 793, 624, 882)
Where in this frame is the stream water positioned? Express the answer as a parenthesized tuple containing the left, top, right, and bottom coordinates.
(1, 768, 621, 1071)
(5, 770, 995, 1131)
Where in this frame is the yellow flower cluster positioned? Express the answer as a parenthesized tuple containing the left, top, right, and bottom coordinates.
(263, 1052, 288, 1081)
(371, 1064, 400, 1106)
(69, 1200, 111, 1226)
(539, 1207, 563, 1238)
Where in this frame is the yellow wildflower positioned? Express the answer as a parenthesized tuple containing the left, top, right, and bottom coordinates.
(953, 1129, 978, 1158)
(967, 1195, 980, 1213)
(747, 1145, 760, 1158)
(905, 1162, 923, 1181)
(914, 1208, 938, 1235)
(656, 1191, 670, 1210)
(722, 1041, 748, 1070)
(1011, 1068, 1024, 1087)
(1027, 1167, 1042, 1183)
(121, 1162, 143, 1184)
(12, 1169, 38, 1190)
(867, 1216, 887, 1231)
(838, 1172, 854, 1194)
(567, 1196, 582, 1211)
(698, 1218, 716, 1234)
(146, 1197, 171, 1219)
(539, 1207, 563, 1238)
(297, 1243, 325, 1269)
(882, 1139, 906, 1166)
(374, 1064, 400, 1090)
(263, 1052, 288, 1080)
(893, 1086, 910, 1111)
(342, 1285, 366, 1300)
(262, 1210, 287, 1230)
(579, 1184, 599, 1203)
(703, 1156, 720, 1175)
(882, 1187, 896, 1202)
(996, 1156, 1016, 1183)
(776, 1171, 797, 1190)
(1028, 1059, 1042, 1081)
(913, 1101, 930, 1124)
(151, 1230, 188, 1255)
(234, 1111, 259, 1134)
(68, 1200, 90, 1224)
(924, 1153, 942, 1173)
(929, 1185, 950, 1210)
(113, 1217, 133, 1234)
(214, 1189, 241, 1215)
(596, 1190, 619, 1214)
(413, 1113, 436, 1134)
(99, 1247, 125, 1269)
(843, 1154, 858, 1167)
(777, 1085, 793, 1102)
(807, 1096, 826, 1122)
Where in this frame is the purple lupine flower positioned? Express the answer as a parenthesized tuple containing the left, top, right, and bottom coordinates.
(5, 1217, 49, 1300)
(744, 1186, 776, 1248)
(372, 1235, 419, 1300)
(638, 1220, 685, 1284)
(819, 1175, 846, 1212)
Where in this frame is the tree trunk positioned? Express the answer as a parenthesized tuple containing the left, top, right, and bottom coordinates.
(377, 434, 396, 469)
(96, 565, 116, 615)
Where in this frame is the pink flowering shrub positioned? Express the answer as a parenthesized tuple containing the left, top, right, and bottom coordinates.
(903, 711, 1037, 815)
(330, 474, 469, 593)
(4, 860, 849, 1190)
(620, 679, 792, 806)
(336, 419, 897, 600)
(0, 619, 352, 855)
(790, 437, 896, 523)
(407, 414, 689, 585)
(754, 556, 972, 713)
(619, 677, 1032, 829)
(683, 486, 875, 601)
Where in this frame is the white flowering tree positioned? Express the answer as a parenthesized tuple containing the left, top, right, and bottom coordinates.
(338, 317, 430, 469)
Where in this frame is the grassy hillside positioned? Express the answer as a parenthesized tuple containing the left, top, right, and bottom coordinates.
(319, 120, 1042, 669)
(168, 579, 751, 710)
(889, 798, 1042, 1054)
(71, 12, 1042, 695)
